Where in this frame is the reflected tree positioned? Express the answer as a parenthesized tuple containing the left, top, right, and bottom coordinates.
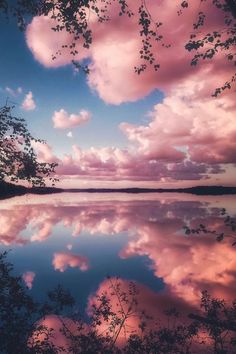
(1, 252, 236, 353)
(0, 251, 74, 354)
(184, 208, 236, 246)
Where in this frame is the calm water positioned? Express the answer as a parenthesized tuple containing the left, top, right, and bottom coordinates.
(0, 192, 236, 318)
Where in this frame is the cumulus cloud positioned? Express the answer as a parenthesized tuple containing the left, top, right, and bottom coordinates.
(22, 0, 236, 186)
(32, 141, 59, 164)
(27, 79, 232, 184)
(120, 217, 236, 305)
(0, 207, 31, 246)
(25, 1, 234, 104)
(31, 220, 53, 242)
(26, 15, 89, 68)
(23, 0, 236, 184)
(22, 271, 36, 289)
(120, 79, 236, 165)
(54, 144, 212, 182)
(21, 91, 36, 111)
(52, 109, 91, 129)
(53, 251, 89, 272)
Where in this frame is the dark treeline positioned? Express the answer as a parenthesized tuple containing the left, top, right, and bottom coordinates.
(2, 181, 236, 200)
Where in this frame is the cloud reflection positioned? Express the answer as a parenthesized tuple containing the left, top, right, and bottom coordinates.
(0, 194, 235, 308)
(22, 271, 36, 289)
(53, 252, 89, 272)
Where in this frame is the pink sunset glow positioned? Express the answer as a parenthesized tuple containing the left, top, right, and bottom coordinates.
(30, 79, 236, 188)
(1, 3, 236, 351)
(21, 1, 236, 188)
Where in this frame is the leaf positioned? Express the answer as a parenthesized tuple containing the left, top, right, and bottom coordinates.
(181, 1, 189, 8)
(216, 233, 224, 242)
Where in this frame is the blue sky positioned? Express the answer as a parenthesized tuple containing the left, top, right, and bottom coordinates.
(0, 18, 163, 156)
(0, 4, 235, 188)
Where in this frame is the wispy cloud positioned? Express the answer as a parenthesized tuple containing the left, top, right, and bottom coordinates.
(21, 91, 36, 111)
(5, 86, 22, 97)
(67, 131, 73, 138)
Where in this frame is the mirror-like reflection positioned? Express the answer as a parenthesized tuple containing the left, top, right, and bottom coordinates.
(0, 193, 236, 351)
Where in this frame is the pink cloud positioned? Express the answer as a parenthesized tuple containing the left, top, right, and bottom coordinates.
(52, 137, 216, 183)
(29, 315, 87, 352)
(25, 1, 234, 104)
(52, 109, 91, 129)
(0, 207, 32, 246)
(23, 1, 236, 187)
(31, 279, 202, 350)
(31, 219, 53, 242)
(2, 194, 236, 309)
(29, 80, 231, 184)
(120, 216, 236, 305)
(120, 80, 236, 165)
(22, 271, 36, 289)
(32, 141, 60, 164)
(21, 91, 36, 111)
(26, 15, 89, 68)
(87, 277, 197, 347)
(50, 145, 219, 183)
(0, 201, 131, 246)
(52, 251, 89, 272)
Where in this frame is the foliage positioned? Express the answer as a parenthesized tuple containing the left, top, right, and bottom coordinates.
(184, 208, 236, 246)
(0, 0, 235, 95)
(0, 251, 74, 354)
(181, 0, 236, 96)
(0, 105, 57, 187)
(1, 252, 236, 353)
(189, 290, 236, 353)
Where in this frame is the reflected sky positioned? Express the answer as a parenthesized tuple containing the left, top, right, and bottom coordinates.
(0, 192, 236, 317)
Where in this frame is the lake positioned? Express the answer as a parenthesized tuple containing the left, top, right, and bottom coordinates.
(0, 192, 236, 345)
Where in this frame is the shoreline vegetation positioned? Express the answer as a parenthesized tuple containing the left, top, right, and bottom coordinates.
(1, 181, 236, 200)
(1, 251, 236, 354)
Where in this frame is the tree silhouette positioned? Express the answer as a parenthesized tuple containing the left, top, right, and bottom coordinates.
(0, 0, 235, 95)
(0, 105, 57, 187)
(180, 0, 236, 96)
(0, 251, 74, 354)
(1, 251, 236, 353)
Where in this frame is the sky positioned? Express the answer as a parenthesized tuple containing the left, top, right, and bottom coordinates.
(0, 0, 235, 188)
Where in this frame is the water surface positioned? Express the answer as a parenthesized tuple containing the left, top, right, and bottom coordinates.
(0, 192, 236, 317)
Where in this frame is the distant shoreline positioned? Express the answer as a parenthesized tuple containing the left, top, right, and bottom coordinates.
(1, 182, 236, 200)
(64, 186, 236, 195)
